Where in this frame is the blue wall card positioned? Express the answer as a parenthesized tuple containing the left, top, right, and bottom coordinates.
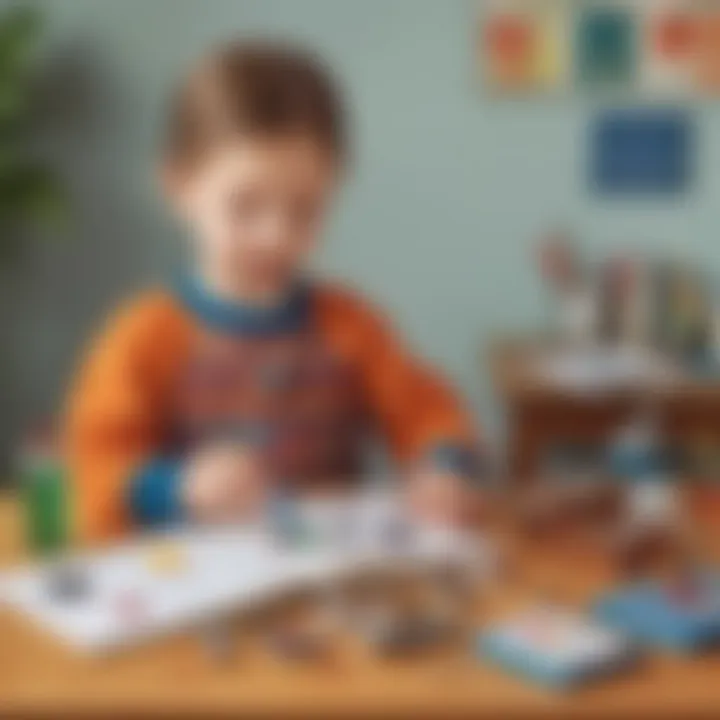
(591, 109, 693, 195)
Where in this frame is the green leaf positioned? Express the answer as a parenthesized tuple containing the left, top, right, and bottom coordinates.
(0, 164, 68, 233)
(0, 6, 68, 257)
(0, 79, 27, 123)
(0, 5, 42, 76)
(0, 6, 41, 125)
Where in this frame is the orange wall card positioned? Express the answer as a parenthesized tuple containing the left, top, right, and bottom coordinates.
(642, 2, 700, 95)
(484, 10, 537, 89)
(696, 7, 720, 93)
(482, 1, 569, 93)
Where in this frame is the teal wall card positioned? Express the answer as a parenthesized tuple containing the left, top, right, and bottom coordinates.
(578, 7, 636, 87)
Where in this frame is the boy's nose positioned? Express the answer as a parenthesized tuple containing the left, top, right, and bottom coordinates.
(257, 214, 292, 249)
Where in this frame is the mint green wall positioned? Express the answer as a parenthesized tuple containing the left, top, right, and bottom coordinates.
(2, 0, 717, 457)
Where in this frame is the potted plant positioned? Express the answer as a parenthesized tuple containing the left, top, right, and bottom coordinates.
(0, 5, 65, 256)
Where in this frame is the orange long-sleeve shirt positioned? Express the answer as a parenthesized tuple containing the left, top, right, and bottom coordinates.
(65, 280, 479, 541)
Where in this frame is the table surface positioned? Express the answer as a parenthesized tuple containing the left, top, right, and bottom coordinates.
(2, 493, 720, 718)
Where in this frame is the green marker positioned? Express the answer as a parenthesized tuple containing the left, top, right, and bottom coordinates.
(19, 428, 68, 556)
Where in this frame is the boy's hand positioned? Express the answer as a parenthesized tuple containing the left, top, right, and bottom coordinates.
(406, 469, 481, 528)
(182, 443, 267, 523)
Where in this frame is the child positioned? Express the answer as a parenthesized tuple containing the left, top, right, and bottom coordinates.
(65, 41, 482, 541)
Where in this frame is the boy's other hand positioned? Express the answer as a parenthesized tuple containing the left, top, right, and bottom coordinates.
(182, 443, 267, 523)
(406, 470, 481, 528)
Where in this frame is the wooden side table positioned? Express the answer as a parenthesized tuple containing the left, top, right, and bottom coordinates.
(489, 338, 720, 479)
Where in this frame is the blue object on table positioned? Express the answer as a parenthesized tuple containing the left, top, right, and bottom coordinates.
(267, 489, 312, 546)
(592, 109, 693, 195)
(477, 618, 637, 690)
(594, 575, 720, 653)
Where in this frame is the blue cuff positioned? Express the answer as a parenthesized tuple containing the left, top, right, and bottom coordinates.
(128, 457, 185, 527)
(426, 442, 484, 485)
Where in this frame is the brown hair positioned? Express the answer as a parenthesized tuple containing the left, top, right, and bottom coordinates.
(164, 40, 347, 168)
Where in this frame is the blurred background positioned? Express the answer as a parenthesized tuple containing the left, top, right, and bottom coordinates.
(5, 3, 720, 711)
(1, 0, 719, 473)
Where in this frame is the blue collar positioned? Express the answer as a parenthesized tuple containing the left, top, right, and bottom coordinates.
(175, 276, 312, 336)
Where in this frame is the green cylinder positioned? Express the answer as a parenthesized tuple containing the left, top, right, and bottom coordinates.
(19, 441, 68, 556)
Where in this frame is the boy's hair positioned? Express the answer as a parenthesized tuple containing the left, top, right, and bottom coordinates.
(164, 40, 347, 168)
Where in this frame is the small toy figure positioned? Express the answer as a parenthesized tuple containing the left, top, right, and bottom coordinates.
(536, 230, 596, 345)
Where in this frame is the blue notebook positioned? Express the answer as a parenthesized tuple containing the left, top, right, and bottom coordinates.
(594, 573, 720, 652)
(478, 605, 637, 690)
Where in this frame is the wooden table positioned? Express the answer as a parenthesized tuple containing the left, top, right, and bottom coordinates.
(490, 339, 720, 479)
(2, 493, 720, 718)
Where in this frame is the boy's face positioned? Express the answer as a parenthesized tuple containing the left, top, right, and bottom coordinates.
(169, 135, 337, 296)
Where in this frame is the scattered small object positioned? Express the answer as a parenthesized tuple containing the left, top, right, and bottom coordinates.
(381, 513, 414, 553)
(479, 605, 638, 689)
(269, 492, 314, 548)
(361, 605, 453, 657)
(375, 617, 453, 657)
(45, 563, 90, 603)
(146, 540, 188, 576)
(267, 627, 331, 662)
(114, 590, 149, 625)
(201, 620, 236, 665)
(428, 563, 476, 618)
(332, 506, 359, 551)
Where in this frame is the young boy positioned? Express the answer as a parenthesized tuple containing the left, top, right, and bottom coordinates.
(65, 42, 481, 541)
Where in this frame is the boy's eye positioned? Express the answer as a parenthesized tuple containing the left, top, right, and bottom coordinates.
(226, 190, 320, 228)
